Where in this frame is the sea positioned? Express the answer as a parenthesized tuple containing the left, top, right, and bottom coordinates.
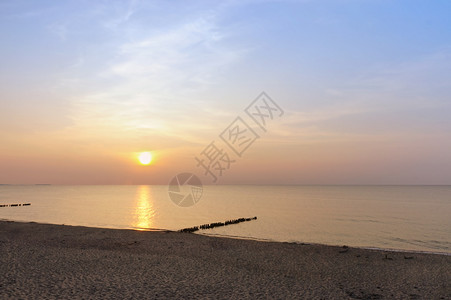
(0, 185, 450, 254)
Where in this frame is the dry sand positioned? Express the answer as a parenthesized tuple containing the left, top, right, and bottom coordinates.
(0, 221, 450, 299)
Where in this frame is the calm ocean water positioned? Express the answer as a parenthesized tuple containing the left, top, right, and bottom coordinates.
(0, 185, 450, 254)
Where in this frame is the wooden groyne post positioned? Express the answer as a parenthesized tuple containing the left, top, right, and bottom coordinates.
(0, 203, 32, 208)
(180, 216, 257, 233)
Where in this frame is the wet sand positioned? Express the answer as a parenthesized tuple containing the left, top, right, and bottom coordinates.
(0, 221, 450, 299)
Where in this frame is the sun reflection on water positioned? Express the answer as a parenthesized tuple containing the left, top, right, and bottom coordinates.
(133, 185, 155, 230)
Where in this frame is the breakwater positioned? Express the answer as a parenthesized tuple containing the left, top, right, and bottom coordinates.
(180, 216, 257, 233)
(0, 203, 31, 208)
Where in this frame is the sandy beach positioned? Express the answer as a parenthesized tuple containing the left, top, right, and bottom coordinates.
(0, 221, 450, 299)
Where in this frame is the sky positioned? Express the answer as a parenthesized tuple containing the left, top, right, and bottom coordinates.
(0, 0, 450, 185)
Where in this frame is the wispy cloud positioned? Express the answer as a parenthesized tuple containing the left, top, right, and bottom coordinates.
(63, 3, 249, 149)
(338, 48, 451, 105)
(268, 48, 451, 144)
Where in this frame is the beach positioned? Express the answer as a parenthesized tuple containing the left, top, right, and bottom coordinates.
(0, 221, 450, 299)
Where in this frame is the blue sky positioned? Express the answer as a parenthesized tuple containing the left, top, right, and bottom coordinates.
(1, 0, 450, 184)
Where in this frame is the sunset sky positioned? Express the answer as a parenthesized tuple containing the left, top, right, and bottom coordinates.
(1, 0, 450, 185)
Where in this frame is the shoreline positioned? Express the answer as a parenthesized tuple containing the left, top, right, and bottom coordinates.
(2, 218, 449, 256)
(199, 232, 451, 257)
(1, 220, 450, 298)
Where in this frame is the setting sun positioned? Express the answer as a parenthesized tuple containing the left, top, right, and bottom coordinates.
(138, 152, 152, 165)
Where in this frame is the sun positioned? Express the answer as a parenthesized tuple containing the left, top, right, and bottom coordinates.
(138, 152, 153, 165)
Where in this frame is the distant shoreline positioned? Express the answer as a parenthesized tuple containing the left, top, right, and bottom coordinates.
(1, 220, 450, 298)
(1, 184, 450, 186)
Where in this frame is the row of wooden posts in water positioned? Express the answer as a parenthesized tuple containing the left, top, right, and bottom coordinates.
(180, 216, 258, 233)
(0, 203, 31, 208)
